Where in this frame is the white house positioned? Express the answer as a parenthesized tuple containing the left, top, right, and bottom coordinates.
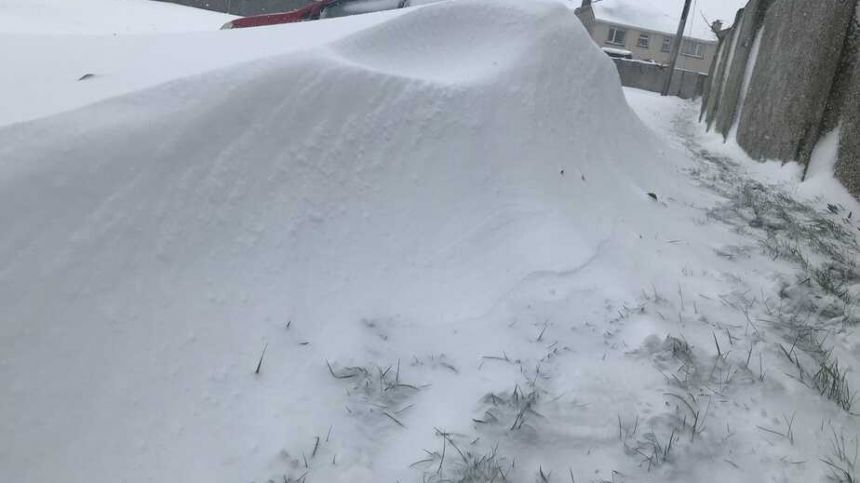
(575, 0, 719, 74)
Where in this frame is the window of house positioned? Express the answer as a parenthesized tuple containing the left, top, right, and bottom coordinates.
(606, 27, 627, 46)
(661, 36, 672, 53)
(637, 33, 650, 49)
(681, 39, 705, 58)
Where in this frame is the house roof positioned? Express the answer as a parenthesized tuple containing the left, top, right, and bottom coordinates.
(592, 0, 739, 42)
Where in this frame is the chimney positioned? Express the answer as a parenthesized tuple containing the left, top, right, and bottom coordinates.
(574, 0, 596, 34)
(711, 20, 723, 33)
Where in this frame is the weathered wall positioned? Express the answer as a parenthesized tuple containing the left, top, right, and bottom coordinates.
(701, 0, 860, 198)
(611, 59, 706, 99)
(700, 27, 730, 124)
(821, 14, 860, 135)
(712, 0, 771, 138)
(573, 3, 596, 36)
(835, 19, 860, 196)
(736, 0, 854, 163)
(154, 0, 310, 16)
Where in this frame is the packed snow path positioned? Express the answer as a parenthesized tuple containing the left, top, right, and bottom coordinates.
(619, 88, 860, 483)
(1, 2, 860, 483)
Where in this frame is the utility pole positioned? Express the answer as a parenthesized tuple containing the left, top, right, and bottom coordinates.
(661, 0, 693, 96)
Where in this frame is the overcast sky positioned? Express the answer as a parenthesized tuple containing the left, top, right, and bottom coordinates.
(692, 0, 749, 26)
(590, 0, 750, 24)
(588, 0, 751, 39)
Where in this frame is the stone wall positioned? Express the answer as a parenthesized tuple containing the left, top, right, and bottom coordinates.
(700, 0, 860, 197)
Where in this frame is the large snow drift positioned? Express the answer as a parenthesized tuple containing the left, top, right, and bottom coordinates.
(0, 1, 690, 482)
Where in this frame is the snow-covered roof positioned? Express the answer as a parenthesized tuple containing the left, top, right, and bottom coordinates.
(593, 0, 742, 42)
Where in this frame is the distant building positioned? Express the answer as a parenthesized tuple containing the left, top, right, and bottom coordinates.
(575, 0, 718, 74)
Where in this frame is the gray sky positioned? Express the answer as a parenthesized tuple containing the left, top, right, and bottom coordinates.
(590, 0, 750, 39)
(692, 0, 749, 26)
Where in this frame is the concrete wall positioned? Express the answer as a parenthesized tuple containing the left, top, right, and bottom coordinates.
(737, 0, 854, 164)
(834, 21, 860, 195)
(821, 19, 860, 134)
(711, 0, 771, 138)
(590, 20, 717, 74)
(154, 0, 311, 16)
(573, 4, 596, 36)
(700, 0, 860, 197)
(700, 26, 731, 126)
(611, 58, 706, 99)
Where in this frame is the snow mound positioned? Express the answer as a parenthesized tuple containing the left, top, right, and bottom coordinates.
(331, 1, 541, 83)
(0, 1, 683, 482)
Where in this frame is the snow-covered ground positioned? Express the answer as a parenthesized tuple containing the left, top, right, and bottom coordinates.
(1, 1, 859, 483)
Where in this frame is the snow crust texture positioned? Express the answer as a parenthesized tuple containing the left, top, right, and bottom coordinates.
(0, 2, 685, 482)
(4, 1, 860, 483)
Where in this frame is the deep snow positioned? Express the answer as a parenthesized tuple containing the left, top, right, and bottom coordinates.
(0, 2, 688, 481)
(1, 1, 860, 483)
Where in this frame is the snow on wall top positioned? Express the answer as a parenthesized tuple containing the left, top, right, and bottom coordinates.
(593, 0, 748, 41)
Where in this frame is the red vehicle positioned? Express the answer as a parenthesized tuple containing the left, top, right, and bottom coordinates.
(221, 0, 409, 29)
(221, 1, 338, 29)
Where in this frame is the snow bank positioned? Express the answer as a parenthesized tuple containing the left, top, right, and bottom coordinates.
(0, 1, 688, 482)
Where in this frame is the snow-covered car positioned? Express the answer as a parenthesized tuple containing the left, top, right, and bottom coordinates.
(601, 47, 633, 59)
